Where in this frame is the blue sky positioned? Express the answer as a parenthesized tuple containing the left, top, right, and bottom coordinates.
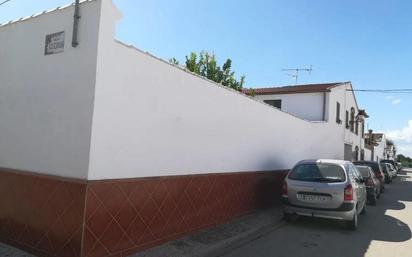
(1, 0, 412, 155)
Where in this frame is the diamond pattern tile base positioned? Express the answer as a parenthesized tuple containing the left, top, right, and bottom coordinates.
(0, 168, 287, 257)
(0, 168, 87, 257)
(82, 170, 287, 257)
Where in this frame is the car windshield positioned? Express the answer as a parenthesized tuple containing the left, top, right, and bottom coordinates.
(356, 166, 371, 178)
(289, 163, 346, 182)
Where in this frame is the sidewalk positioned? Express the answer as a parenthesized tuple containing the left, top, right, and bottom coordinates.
(133, 207, 284, 257)
(0, 207, 284, 257)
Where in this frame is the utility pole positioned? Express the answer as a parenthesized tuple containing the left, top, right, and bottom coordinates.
(281, 65, 312, 85)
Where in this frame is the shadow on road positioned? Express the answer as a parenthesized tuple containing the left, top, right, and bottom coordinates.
(223, 169, 412, 257)
(288, 169, 412, 257)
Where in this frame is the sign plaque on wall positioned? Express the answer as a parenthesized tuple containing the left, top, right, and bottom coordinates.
(44, 31, 65, 55)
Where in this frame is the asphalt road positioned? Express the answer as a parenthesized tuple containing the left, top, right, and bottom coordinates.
(222, 169, 412, 257)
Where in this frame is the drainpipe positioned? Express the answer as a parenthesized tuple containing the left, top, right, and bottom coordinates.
(72, 0, 81, 47)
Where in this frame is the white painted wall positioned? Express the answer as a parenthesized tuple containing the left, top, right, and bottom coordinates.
(364, 148, 372, 161)
(253, 83, 367, 162)
(0, 1, 101, 179)
(374, 134, 387, 162)
(0, 0, 372, 180)
(254, 93, 326, 121)
(86, 0, 345, 180)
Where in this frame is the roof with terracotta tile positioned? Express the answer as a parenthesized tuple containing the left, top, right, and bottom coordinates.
(243, 82, 349, 95)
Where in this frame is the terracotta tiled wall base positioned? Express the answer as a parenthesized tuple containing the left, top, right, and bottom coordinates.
(0, 169, 287, 257)
(0, 169, 87, 257)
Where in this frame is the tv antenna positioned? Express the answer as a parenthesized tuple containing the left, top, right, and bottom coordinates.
(282, 65, 313, 85)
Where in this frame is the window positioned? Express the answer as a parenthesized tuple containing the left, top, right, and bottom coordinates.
(288, 163, 346, 183)
(336, 102, 341, 124)
(348, 164, 362, 183)
(361, 122, 365, 138)
(345, 111, 349, 129)
(355, 120, 359, 135)
(264, 99, 282, 109)
(350, 108, 355, 132)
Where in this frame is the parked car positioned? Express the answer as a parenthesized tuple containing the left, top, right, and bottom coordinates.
(386, 163, 397, 178)
(355, 165, 380, 205)
(380, 163, 394, 183)
(381, 159, 399, 172)
(353, 161, 386, 193)
(282, 159, 367, 230)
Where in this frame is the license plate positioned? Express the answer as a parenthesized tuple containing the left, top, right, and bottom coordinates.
(299, 194, 329, 202)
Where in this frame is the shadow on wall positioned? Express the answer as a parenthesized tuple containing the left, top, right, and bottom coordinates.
(254, 157, 292, 209)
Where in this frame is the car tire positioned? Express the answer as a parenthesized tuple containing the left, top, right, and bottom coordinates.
(346, 210, 358, 230)
(283, 212, 293, 222)
(361, 204, 366, 215)
(370, 194, 377, 205)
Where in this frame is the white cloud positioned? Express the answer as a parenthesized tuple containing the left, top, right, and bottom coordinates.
(392, 99, 402, 105)
(385, 95, 395, 100)
(387, 120, 412, 157)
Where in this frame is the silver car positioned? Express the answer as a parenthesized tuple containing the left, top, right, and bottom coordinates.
(386, 163, 397, 178)
(282, 159, 367, 230)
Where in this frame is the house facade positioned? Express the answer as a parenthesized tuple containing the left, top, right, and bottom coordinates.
(246, 82, 369, 162)
(365, 132, 389, 162)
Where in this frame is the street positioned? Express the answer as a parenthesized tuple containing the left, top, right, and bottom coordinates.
(222, 169, 412, 257)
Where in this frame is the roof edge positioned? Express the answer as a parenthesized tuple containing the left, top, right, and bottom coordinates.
(0, 0, 97, 28)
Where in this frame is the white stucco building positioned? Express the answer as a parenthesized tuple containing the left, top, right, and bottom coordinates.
(0, 1, 350, 256)
(245, 82, 369, 161)
(365, 132, 389, 162)
(0, 1, 387, 256)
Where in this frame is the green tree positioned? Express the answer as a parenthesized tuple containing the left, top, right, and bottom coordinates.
(170, 51, 245, 91)
(397, 154, 412, 168)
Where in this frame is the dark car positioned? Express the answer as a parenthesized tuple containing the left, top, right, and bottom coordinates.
(381, 159, 399, 172)
(353, 161, 385, 193)
(355, 165, 380, 205)
(380, 163, 394, 183)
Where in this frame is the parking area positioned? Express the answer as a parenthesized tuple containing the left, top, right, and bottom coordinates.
(222, 169, 412, 257)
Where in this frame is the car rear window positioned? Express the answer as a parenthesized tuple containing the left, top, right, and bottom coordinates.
(356, 166, 371, 178)
(382, 160, 395, 166)
(289, 163, 346, 183)
(354, 162, 380, 174)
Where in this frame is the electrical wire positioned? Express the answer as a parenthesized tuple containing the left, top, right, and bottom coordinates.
(0, 0, 12, 6)
(347, 89, 412, 93)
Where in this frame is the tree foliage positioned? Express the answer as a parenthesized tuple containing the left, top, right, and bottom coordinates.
(386, 138, 395, 146)
(397, 154, 412, 168)
(170, 51, 245, 91)
(386, 138, 397, 156)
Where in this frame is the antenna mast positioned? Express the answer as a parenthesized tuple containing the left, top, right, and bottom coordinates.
(281, 65, 312, 85)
